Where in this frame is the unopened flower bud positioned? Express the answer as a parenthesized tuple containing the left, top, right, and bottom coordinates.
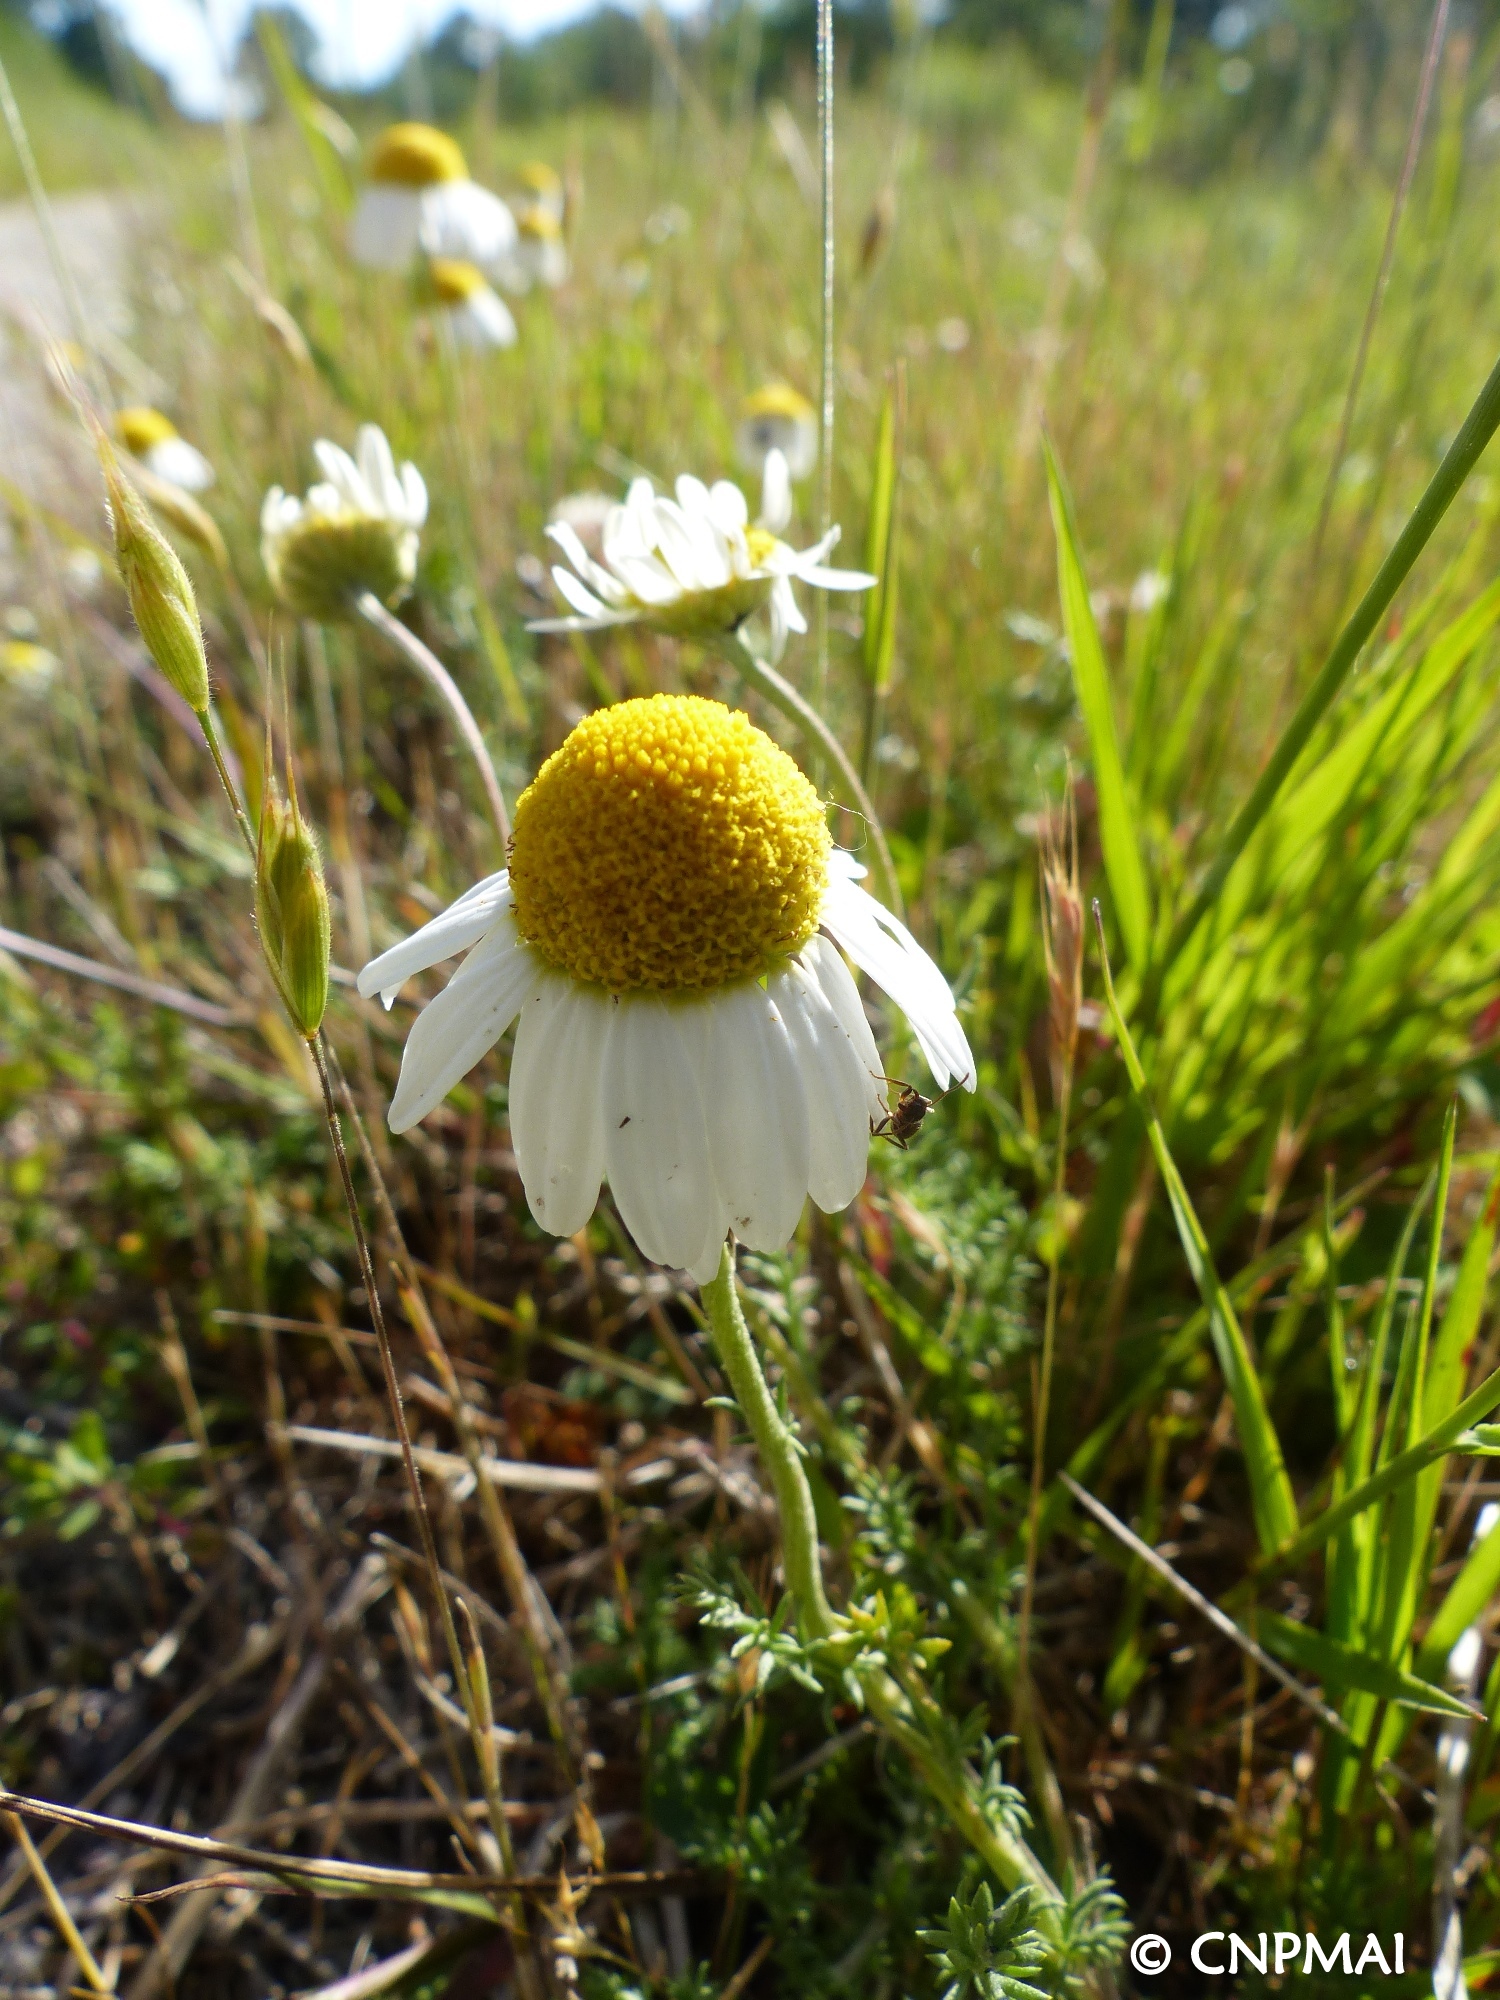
(256, 781, 331, 1038)
(97, 434, 210, 714)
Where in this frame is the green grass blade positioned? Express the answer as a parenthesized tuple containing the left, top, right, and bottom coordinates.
(1256, 1611, 1478, 1719)
(1375, 1102, 1456, 1662)
(1046, 442, 1151, 967)
(255, 15, 353, 215)
(1157, 341, 1500, 988)
(1415, 1509, 1500, 1684)
(1094, 909, 1298, 1555)
(1263, 1361, 1500, 1572)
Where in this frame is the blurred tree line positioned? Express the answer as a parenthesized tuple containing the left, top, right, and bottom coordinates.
(8, 1, 1500, 169)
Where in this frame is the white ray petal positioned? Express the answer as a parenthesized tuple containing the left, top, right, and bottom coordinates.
(707, 479, 750, 537)
(552, 566, 611, 620)
(419, 179, 518, 267)
(602, 997, 722, 1274)
(702, 982, 810, 1255)
(802, 934, 886, 1122)
(401, 462, 429, 526)
(545, 521, 629, 604)
(146, 437, 215, 492)
(388, 928, 539, 1132)
(652, 498, 716, 592)
(312, 440, 375, 515)
(357, 425, 402, 519)
(510, 975, 609, 1238)
(774, 954, 873, 1213)
(794, 562, 879, 592)
(820, 878, 975, 1092)
(357, 873, 511, 1004)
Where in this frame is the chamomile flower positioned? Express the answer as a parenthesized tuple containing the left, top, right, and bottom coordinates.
(358, 694, 973, 1282)
(502, 163, 570, 290)
(736, 382, 818, 483)
(531, 460, 873, 664)
(426, 258, 518, 350)
(351, 122, 519, 275)
(116, 407, 215, 493)
(261, 424, 428, 622)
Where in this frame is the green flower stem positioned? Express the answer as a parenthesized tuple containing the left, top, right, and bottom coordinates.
(700, 1241, 837, 1641)
(355, 591, 511, 853)
(201, 704, 256, 859)
(701, 1244, 1065, 1932)
(715, 632, 904, 921)
(862, 1670, 1063, 1933)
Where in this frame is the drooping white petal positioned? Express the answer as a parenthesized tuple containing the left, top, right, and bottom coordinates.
(820, 876, 975, 1092)
(388, 924, 539, 1132)
(357, 873, 511, 1005)
(509, 974, 609, 1237)
(545, 521, 629, 605)
(801, 934, 886, 1122)
(757, 449, 792, 536)
(449, 285, 518, 350)
(701, 981, 810, 1255)
(602, 997, 722, 1275)
(419, 178, 519, 268)
(774, 951, 875, 1213)
(350, 185, 423, 269)
(652, 497, 716, 593)
(552, 566, 612, 620)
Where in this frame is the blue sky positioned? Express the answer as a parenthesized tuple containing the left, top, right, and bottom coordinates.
(102, 0, 690, 117)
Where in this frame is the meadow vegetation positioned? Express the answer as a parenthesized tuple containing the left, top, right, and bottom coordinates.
(3, 3, 1500, 1994)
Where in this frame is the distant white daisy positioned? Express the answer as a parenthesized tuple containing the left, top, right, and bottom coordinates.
(261, 424, 428, 622)
(351, 123, 519, 275)
(736, 382, 818, 483)
(531, 459, 873, 664)
(116, 407, 214, 494)
(501, 162, 570, 290)
(427, 258, 517, 350)
(358, 694, 973, 1280)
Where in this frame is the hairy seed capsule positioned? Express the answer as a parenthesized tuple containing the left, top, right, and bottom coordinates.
(98, 437, 210, 715)
(256, 784, 331, 1039)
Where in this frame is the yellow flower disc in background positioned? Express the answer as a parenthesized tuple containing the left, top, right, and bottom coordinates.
(368, 122, 467, 187)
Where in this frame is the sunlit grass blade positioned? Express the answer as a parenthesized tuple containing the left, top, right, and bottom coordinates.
(1093, 907, 1298, 1555)
(256, 15, 354, 214)
(1045, 440, 1150, 967)
(1255, 1611, 1478, 1719)
(1263, 1359, 1500, 1572)
(1157, 341, 1500, 991)
(1374, 1100, 1456, 1662)
(1414, 1509, 1500, 1685)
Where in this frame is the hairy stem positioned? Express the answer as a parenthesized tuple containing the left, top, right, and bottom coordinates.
(355, 591, 510, 852)
(700, 1241, 836, 1640)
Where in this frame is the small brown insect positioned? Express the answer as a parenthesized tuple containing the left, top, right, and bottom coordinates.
(871, 1077, 951, 1150)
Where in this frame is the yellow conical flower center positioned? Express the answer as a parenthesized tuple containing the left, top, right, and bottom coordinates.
(428, 257, 487, 304)
(117, 406, 179, 454)
(744, 381, 814, 423)
(509, 694, 830, 993)
(520, 160, 562, 198)
(368, 122, 467, 187)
